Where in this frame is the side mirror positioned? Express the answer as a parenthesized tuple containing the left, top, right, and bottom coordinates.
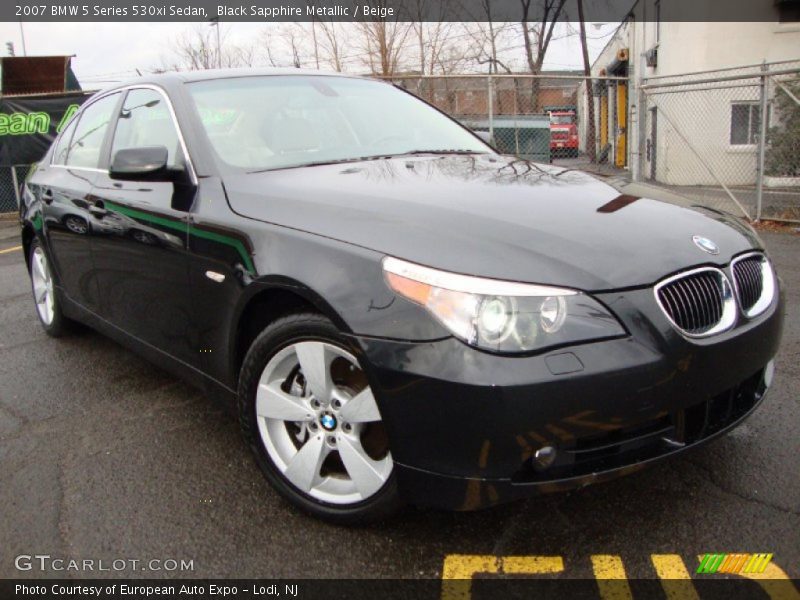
(109, 146, 170, 181)
(474, 130, 494, 147)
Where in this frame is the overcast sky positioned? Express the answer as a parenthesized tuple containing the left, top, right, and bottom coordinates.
(0, 21, 620, 88)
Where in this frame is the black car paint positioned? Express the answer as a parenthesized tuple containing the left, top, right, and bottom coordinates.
(223, 157, 760, 292)
(38, 165, 102, 311)
(20, 70, 783, 510)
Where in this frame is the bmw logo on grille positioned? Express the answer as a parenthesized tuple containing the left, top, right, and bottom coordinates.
(320, 413, 337, 431)
(692, 235, 719, 255)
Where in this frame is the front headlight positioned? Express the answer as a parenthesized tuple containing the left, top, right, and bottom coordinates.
(383, 256, 625, 353)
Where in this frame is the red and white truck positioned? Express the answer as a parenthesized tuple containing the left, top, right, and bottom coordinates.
(549, 111, 579, 158)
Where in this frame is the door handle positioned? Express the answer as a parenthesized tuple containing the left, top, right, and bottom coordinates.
(89, 201, 107, 217)
(41, 189, 54, 204)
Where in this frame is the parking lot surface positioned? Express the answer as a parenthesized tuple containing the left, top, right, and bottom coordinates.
(0, 221, 798, 583)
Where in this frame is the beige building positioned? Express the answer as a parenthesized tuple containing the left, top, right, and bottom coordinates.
(577, 0, 800, 185)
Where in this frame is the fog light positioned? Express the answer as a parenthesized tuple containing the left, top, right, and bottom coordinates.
(533, 445, 557, 470)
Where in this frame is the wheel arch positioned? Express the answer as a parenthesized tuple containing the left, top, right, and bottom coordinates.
(230, 278, 353, 384)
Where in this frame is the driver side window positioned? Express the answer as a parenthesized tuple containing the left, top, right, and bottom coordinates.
(111, 88, 184, 170)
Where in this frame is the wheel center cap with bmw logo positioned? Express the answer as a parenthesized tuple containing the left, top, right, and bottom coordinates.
(692, 235, 719, 255)
(320, 413, 337, 431)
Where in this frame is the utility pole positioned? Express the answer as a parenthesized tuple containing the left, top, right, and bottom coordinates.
(19, 21, 27, 56)
(577, 0, 596, 162)
(209, 17, 221, 68)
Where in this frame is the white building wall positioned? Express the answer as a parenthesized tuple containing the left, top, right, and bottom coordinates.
(650, 22, 800, 77)
(585, 0, 800, 186)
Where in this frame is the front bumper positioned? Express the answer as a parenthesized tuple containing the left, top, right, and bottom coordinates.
(355, 285, 784, 510)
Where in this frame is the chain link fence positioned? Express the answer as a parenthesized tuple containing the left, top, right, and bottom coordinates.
(0, 165, 31, 214)
(4, 67, 798, 223)
(638, 61, 800, 222)
(386, 73, 625, 174)
(385, 68, 800, 223)
(765, 64, 800, 221)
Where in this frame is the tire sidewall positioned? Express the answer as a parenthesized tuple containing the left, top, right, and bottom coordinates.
(238, 313, 400, 524)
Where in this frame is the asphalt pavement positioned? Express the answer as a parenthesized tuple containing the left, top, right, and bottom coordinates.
(0, 220, 797, 584)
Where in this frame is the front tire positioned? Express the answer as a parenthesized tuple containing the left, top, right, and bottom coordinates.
(28, 239, 71, 337)
(238, 313, 402, 524)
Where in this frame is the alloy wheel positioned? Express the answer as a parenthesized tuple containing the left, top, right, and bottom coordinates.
(31, 246, 55, 325)
(255, 340, 392, 505)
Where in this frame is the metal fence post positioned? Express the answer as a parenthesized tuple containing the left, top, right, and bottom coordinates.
(755, 61, 769, 222)
(487, 75, 494, 142)
(10, 166, 21, 209)
(635, 56, 647, 182)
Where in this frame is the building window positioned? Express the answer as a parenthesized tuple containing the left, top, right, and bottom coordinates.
(730, 103, 762, 145)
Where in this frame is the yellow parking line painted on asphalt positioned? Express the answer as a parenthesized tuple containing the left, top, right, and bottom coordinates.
(652, 554, 700, 600)
(441, 554, 563, 600)
(499, 555, 564, 575)
(696, 554, 800, 600)
(442, 554, 501, 580)
(591, 555, 633, 600)
(0, 245, 22, 254)
(441, 555, 499, 600)
(442, 553, 799, 600)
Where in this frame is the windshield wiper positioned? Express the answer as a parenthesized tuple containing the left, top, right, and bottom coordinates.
(246, 150, 489, 174)
(247, 155, 386, 174)
(394, 149, 490, 157)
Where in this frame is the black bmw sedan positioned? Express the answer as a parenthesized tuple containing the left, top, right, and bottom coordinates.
(20, 69, 783, 523)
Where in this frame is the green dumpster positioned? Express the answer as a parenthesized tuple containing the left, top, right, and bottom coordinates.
(460, 115, 551, 163)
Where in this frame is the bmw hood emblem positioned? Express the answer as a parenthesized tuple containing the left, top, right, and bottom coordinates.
(692, 235, 719, 255)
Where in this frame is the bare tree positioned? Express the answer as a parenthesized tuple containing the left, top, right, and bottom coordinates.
(288, 29, 304, 68)
(520, 0, 568, 111)
(520, 0, 567, 74)
(431, 39, 471, 75)
(262, 27, 281, 68)
(258, 23, 313, 69)
(405, 0, 462, 103)
(407, 0, 458, 75)
(355, 17, 412, 77)
(464, 1, 515, 75)
(310, 19, 320, 69)
(316, 20, 348, 72)
(161, 24, 257, 71)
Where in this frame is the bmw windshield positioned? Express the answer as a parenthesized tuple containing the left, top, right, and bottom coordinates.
(186, 75, 490, 172)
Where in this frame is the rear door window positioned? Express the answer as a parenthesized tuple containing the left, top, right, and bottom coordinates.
(65, 92, 120, 169)
(52, 117, 78, 165)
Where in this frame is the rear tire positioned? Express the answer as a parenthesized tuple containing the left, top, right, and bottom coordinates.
(238, 312, 403, 524)
(28, 239, 72, 337)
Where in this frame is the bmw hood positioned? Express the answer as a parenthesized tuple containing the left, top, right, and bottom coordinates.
(222, 154, 760, 292)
